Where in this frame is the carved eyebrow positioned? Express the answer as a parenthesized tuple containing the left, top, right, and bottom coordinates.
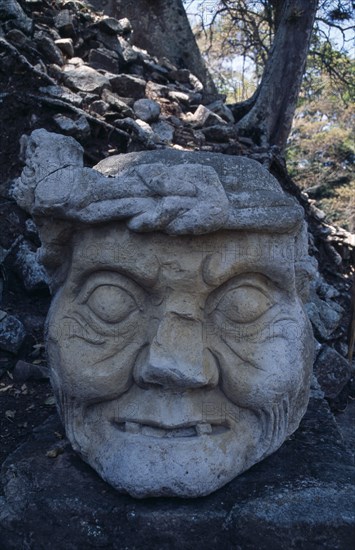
(71, 258, 159, 290)
(202, 255, 295, 292)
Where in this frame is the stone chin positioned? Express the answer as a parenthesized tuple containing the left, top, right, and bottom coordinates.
(55, 388, 303, 498)
(68, 407, 266, 498)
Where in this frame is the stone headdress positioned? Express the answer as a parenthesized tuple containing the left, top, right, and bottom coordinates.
(12, 129, 313, 293)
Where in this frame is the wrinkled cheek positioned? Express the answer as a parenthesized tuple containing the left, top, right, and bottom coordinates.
(47, 316, 146, 403)
(212, 331, 309, 409)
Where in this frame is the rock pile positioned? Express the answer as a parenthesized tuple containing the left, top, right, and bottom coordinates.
(0, 0, 354, 440)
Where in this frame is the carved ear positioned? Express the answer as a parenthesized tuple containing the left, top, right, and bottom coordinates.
(294, 223, 318, 303)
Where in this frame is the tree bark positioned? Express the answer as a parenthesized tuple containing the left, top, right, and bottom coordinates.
(88, 0, 217, 96)
(237, 0, 318, 150)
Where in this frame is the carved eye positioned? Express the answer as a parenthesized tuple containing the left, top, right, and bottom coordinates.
(216, 286, 272, 324)
(86, 284, 137, 323)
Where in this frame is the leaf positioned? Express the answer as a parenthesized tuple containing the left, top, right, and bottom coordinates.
(5, 410, 16, 420)
(0, 385, 13, 392)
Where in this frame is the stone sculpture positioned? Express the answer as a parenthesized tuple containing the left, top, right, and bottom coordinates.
(13, 129, 315, 498)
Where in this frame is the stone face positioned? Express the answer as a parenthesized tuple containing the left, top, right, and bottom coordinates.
(12, 129, 315, 498)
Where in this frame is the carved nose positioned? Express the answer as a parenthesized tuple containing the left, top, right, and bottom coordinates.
(134, 313, 219, 389)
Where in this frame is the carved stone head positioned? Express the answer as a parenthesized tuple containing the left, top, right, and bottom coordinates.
(14, 130, 314, 497)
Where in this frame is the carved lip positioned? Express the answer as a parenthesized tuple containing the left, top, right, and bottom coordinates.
(112, 420, 230, 438)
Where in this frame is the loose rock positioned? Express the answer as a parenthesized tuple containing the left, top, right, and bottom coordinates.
(133, 98, 160, 122)
(109, 74, 146, 99)
(63, 63, 111, 94)
(314, 345, 351, 399)
(0, 310, 26, 353)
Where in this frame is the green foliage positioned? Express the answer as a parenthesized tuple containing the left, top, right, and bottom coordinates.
(287, 76, 355, 231)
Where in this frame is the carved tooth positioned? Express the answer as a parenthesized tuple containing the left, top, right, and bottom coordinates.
(141, 425, 165, 437)
(196, 423, 213, 436)
(125, 422, 141, 434)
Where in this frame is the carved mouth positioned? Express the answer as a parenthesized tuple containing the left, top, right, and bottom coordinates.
(113, 421, 229, 438)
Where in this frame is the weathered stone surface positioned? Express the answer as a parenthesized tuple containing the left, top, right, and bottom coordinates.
(188, 104, 227, 128)
(34, 31, 64, 66)
(53, 113, 90, 138)
(39, 84, 83, 107)
(133, 98, 160, 122)
(108, 73, 146, 98)
(54, 9, 75, 37)
(306, 295, 344, 340)
(202, 124, 238, 142)
(118, 36, 139, 64)
(101, 89, 134, 117)
(63, 63, 111, 94)
(97, 16, 128, 35)
(0, 395, 354, 549)
(207, 99, 235, 123)
(13, 240, 48, 292)
(89, 99, 109, 116)
(0, 0, 32, 34)
(12, 359, 49, 382)
(88, 47, 120, 73)
(0, 311, 26, 353)
(12, 129, 314, 498)
(55, 38, 74, 58)
(314, 345, 351, 399)
(151, 119, 174, 143)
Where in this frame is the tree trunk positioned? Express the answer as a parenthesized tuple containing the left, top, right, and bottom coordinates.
(237, 0, 318, 150)
(88, 0, 217, 96)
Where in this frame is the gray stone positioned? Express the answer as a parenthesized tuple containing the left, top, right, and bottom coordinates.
(202, 124, 238, 142)
(5, 28, 27, 47)
(12, 360, 49, 382)
(88, 47, 120, 73)
(94, 30, 123, 58)
(97, 16, 127, 35)
(188, 104, 227, 128)
(13, 240, 48, 292)
(0, 395, 354, 548)
(34, 31, 64, 66)
(151, 119, 174, 143)
(168, 90, 190, 104)
(53, 114, 90, 138)
(55, 38, 74, 58)
(0, 310, 26, 353)
(305, 296, 344, 340)
(101, 89, 134, 117)
(133, 98, 160, 122)
(89, 99, 108, 116)
(206, 99, 235, 123)
(118, 36, 139, 64)
(38, 85, 83, 107)
(0, 0, 32, 34)
(314, 345, 351, 399)
(25, 218, 38, 239)
(63, 63, 111, 94)
(54, 9, 75, 37)
(108, 73, 146, 98)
